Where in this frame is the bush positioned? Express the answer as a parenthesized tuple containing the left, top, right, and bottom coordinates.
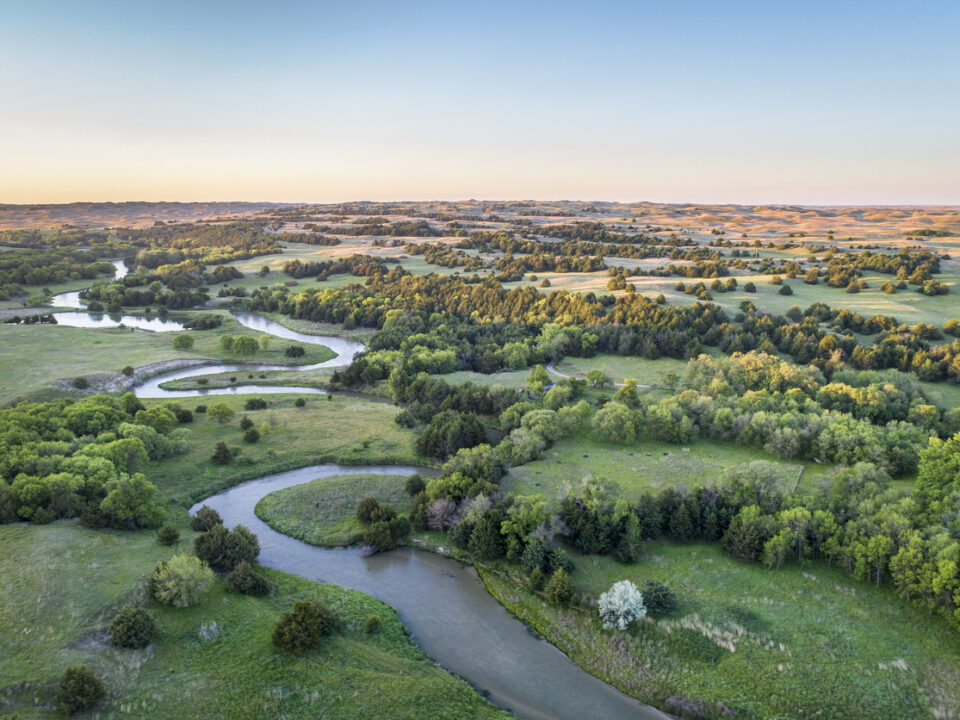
(191, 504, 222, 532)
(152, 554, 215, 608)
(172, 334, 194, 350)
(528, 566, 545, 591)
(362, 521, 397, 552)
(56, 665, 105, 715)
(71, 376, 89, 389)
(207, 402, 235, 424)
(157, 523, 180, 545)
(405, 474, 426, 496)
(122, 365, 135, 376)
(244, 398, 268, 410)
(109, 605, 155, 648)
(243, 428, 260, 443)
(777, 284, 793, 296)
(228, 560, 271, 595)
(212, 441, 232, 464)
(294, 397, 307, 408)
(272, 601, 338, 653)
(239, 416, 254, 431)
(545, 568, 574, 606)
(195, 404, 207, 413)
(365, 615, 383, 633)
(285, 345, 306, 358)
(195, 523, 260, 571)
(356, 496, 380, 523)
(394, 409, 416, 428)
(642, 580, 677, 614)
(743, 282, 756, 293)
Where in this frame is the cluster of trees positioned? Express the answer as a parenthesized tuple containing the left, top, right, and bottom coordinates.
(0, 246, 115, 298)
(282, 254, 397, 280)
(0, 394, 195, 526)
(312, 220, 441, 237)
(355, 495, 411, 551)
(403, 242, 488, 271)
(82, 274, 209, 311)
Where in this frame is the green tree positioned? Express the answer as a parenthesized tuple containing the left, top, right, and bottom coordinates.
(227, 560, 270, 595)
(191, 504, 222, 531)
(56, 665, 105, 716)
(272, 601, 338, 653)
(172, 334, 194, 350)
(545, 568, 575, 606)
(110, 605, 155, 648)
(157, 523, 180, 545)
(194, 523, 260, 571)
(100, 473, 163, 529)
(211, 441, 232, 464)
(207, 402, 235, 425)
(234, 336, 259, 355)
(592, 401, 637, 443)
(218, 335, 235, 353)
(152, 554, 214, 608)
(467, 511, 505, 560)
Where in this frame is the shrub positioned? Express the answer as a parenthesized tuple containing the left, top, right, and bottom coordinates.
(598, 580, 647, 630)
(239, 416, 254, 431)
(211, 441, 233, 464)
(191, 504, 222, 532)
(294, 397, 306, 408)
(243, 428, 260, 444)
(394, 409, 416, 427)
(285, 345, 306, 358)
(172, 334, 194, 350)
(743, 282, 756, 292)
(356, 496, 380, 523)
(195, 523, 260, 571)
(56, 665, 105, 715)
(545, 568, 574, 606)
(528, 566, 545, 591)
(152, 554, 214, 608)
(71, 376, 89, 389)
(227, 560, 270, 595)
(642, 580, 677, 614)
(778, 284, 793, 296)
(157, 523, 180, 545)
(365, 615, 383, 633)
(272, 601, 338, 653)
(207, 402, 235, 425)
(122, 365, 135, 376)
(405, 474, 426, 496)
(244, 398, 268, 410)
(109, 605, 155, 648)
(195, 404, 207, 413)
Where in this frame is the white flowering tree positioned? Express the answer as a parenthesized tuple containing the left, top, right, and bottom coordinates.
(598, 580, 646, 630)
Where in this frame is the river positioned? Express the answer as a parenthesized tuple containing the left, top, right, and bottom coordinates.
(192, 465, 667, 720)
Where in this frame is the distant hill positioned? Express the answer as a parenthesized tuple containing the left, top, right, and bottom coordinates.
(0, 201, 293, 229)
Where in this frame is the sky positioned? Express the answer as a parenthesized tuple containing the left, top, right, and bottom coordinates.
(1, 0, 958, 205)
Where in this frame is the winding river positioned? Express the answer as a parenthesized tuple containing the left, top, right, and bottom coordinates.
(55, 275, 667, 718)
(50, 261, 187, 331)
(192, 466, 666, 720)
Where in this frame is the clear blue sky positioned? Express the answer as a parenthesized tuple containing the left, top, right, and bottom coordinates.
(1, 0, 957, 204)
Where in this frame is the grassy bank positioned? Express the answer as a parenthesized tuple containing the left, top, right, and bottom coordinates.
(255, 473, 414, 546)
(0, 521, 509, 719)
(144, 394, 430, 506)
(480, 542, 960, 720)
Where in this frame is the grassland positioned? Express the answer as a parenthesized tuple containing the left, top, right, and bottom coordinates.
(0, 521, 508, 720)
(256, 473, 414, 546)
(504, 435, 833, 505)
(550, 354, 693, 387)
(144, 394, 429, 506)
(480, 542, 960, 720)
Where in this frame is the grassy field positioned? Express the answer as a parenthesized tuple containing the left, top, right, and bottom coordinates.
(0, 521, 508, 720)
(551, 354, 693, 387)
(504, 435, 833, 506)
(144, 394, 429, 506)
(481, 542, 960, 720)
(0, 313, 334, 405)
(256, 473, 414, 546)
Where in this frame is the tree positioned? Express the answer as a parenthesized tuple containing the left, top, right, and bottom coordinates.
(195, 523, 260, 571)
(100, 473, 163, 529)
(157, 523, 180, 545)
(526, 364, 550, 396)
(592, 401, 637, 443)
(191, 504, 222, 531)
(234, 336, 259, 355)
(219, 335, 235, 353)
(285, 345, 306, 358)
(258, 335, 271, 351)
(586, 369, 609, 389)
(152, 554, 215, 607)
(272, 601, 338, 653)
(467, 511, 505, 560)
(172, 334, 194, 350)
(642, 580, 677, 614)
(615, 512, 643, 563)
(207, 402, 235, 425)
(406, 474, 426, 496)
(598, 580, 647, 630)
(110, 605, 155, 648)
(56, 665, 105, 716)
(243, 428, 260, 443)
(228, 560, 270, 595)
(545, 568, 575, 605)
(669, 502, 695, 542)
(356, 496, 380, 523)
